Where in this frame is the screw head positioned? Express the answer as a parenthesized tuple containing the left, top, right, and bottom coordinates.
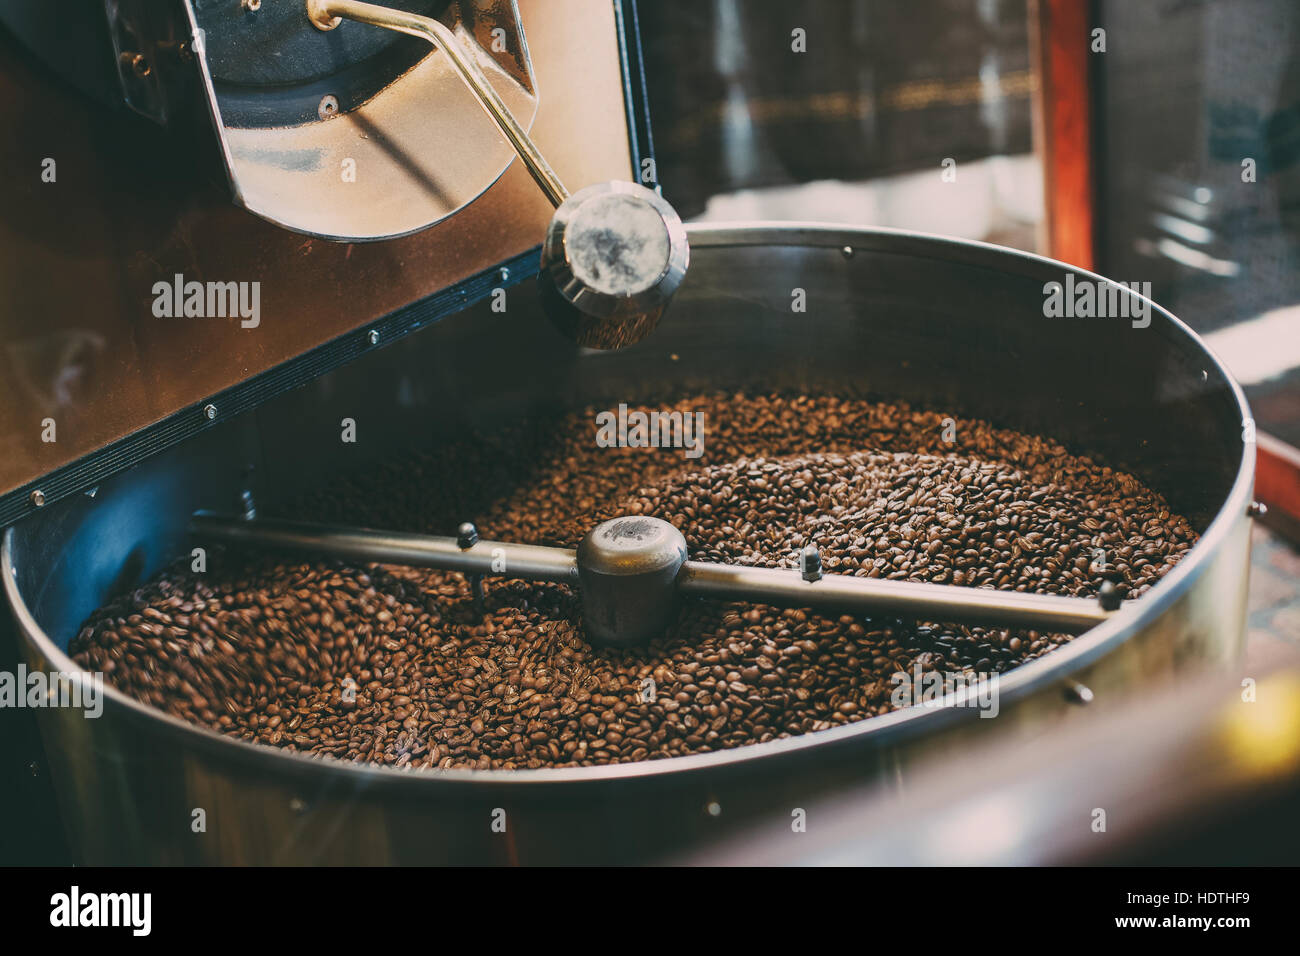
(241, 0, 262, 11)
(29, 489, 45, 508)
(203, 403, 218, 421)
(799, 544, 822, 581)
(367, 329, 380, 346)
(1248, 501, 1268, 519)
(457, 522, 479, 549)
(841, 245, 854, 259)
(318, 95, 340, 120)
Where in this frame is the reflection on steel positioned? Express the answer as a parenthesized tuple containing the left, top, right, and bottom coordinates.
(1, 228, 1255, 864)
(185, 0, 542, 239)
(539, 181, 690, 348)
(190, 512, 578, 584)
(0, 0, 633, 516)
(680, 656, 1300, 865)
(679, 561, 1112, 631)
(192, 512, 1114, 638)
(307, 0, 568, 209)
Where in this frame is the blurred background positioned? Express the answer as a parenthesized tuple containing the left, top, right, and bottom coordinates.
(637, 0, 1300, 673)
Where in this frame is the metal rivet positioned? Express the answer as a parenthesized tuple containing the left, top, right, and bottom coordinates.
(367, 329, 380, 346)
(318, 95, 340, 120)
(29, 490, 45, 508)
(289, 797, 307, 814)
(1097, 580, 1122, 611)
(203, 403, 218, 421)
(799, 544, 822, 582)
(241, 0, 262, 11)
(457, 522, 479, 549)
(1248, 501, 1268, 519)
(124, 53, 150, 78)
(841, 246, 854, 259)
(705, 801, 722, 817)
(498, 267, 510, 282)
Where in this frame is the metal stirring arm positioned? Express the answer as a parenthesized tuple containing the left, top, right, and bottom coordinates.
(191, 512, 1117, 646)
(676, 563, 1113, 632)
(192, 511, 578, 584)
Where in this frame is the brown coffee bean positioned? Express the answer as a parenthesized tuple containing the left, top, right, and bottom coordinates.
(71, 393, 1195, 771)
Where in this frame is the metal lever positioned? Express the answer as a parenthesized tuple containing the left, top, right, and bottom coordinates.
(306, 0, 690, 349)
(192, 512, 1116, 646)
(307, 0, 569, 207)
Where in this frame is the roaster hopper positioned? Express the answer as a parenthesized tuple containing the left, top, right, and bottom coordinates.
(0, 1, 1258, 864)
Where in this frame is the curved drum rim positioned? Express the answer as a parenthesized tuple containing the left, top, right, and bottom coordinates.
(1, 223, 1257, 789)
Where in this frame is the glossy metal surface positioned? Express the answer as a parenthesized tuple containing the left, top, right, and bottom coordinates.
(577, 516, 688, 645)
(0, 0, 635, 514)
(191, 511, 579, 583)
(682, 652, 1300, 864)
(302, 0, 566, 214)
(678, 562, 1112, 631)
(540, 181, 690, 347)
(201, 0, 539, 241)
(194, 511, 1112, 636)
(3, 226, 1256, 864)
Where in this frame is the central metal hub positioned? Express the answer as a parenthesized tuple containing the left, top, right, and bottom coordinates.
(541, 181, 689, 350)
(576, 515, 688, 646)
(567, 194, 672, 297)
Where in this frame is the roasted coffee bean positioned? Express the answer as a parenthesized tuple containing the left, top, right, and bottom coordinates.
(72, 393, 1195, 770)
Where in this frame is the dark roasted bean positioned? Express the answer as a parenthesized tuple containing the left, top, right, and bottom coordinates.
(70, 393, 1195, 770)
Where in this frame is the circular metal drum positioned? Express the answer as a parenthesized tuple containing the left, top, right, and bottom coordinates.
(2, 226, 1255, 864)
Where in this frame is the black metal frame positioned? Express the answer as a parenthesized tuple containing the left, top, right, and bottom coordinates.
(613, 0, 656, 188)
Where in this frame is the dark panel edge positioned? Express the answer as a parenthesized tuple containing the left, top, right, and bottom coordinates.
(0, 247, 542, 529)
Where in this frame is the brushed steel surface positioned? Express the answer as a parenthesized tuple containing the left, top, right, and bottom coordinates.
(211, 1, 542, 240)
(677, 562, 1113, 631)
(0, 0, 634, 506)
(191, 511, 580, 583)
(272, 0, 562, 231)
(193, 511, 1113, 636)
(2, 226, 1256, 864)
(539, 180, 690, 347)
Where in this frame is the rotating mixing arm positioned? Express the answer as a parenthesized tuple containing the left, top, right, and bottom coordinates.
(306, 0, 689, 348)
(191, 513, 1118, 647)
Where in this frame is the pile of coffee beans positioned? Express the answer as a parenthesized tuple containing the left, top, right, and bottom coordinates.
(72, 394, 1196, 769)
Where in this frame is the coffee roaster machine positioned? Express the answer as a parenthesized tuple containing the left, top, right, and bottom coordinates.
(0, 0, 1270, 865)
